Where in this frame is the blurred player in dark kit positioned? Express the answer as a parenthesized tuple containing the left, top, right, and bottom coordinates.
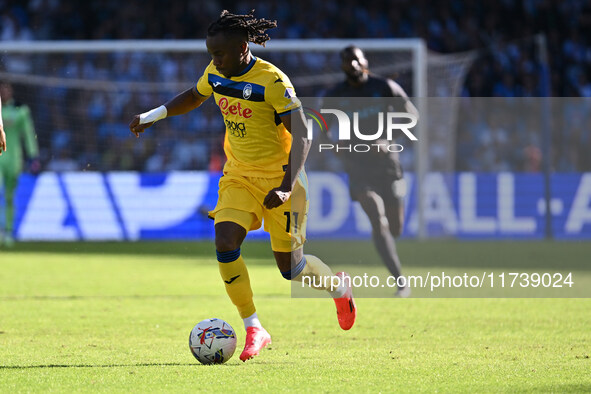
(325, 46, 418, 297)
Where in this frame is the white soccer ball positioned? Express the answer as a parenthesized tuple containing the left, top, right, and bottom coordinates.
(189, 318, 237, 364)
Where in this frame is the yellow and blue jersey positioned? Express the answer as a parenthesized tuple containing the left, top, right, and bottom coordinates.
(196, 56, 302, 178)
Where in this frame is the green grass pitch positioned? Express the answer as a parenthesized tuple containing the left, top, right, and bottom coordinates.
(0, 241, 590, 392)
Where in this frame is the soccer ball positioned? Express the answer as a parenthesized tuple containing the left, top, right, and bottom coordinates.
(189, 318, 237, 364)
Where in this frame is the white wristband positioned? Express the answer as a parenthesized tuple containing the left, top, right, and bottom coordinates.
(139, 105, 167, 124)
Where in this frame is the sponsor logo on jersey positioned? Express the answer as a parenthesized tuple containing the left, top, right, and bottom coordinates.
(243, 84, 252, 99)
(218, 97, 253, 119)
(225, 119, 247, 138)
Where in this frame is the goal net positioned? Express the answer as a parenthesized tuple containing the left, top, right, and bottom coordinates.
(0, 39, 475, 239)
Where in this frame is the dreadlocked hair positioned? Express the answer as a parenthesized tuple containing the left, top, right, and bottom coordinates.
(207, 9, 277, 46)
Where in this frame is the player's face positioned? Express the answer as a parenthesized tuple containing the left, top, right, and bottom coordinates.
(341, 49, 368, 82)
(206, 33, 248, 78)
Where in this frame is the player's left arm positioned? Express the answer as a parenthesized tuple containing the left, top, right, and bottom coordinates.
(263, 109, 310, 209)
(387, 79, 419, 118)
(262, 75, 308, 209)
(369, 79, 420, 155)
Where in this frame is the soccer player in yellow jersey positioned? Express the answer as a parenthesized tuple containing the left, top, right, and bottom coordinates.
(129, 10, 356, 361)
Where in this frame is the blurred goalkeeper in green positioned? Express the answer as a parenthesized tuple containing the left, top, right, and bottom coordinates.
(0, 83, 39, 247)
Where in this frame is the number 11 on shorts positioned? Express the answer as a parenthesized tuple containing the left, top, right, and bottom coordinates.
(284, 212, 299, 233)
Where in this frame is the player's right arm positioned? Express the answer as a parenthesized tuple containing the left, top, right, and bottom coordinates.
(129, 63, 214, 138)
(129, 87, 209, 138)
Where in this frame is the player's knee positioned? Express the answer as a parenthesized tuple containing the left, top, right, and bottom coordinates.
(279, 255, 307, 280)
(275, 249, 304, 280)
(215, 222, 246, 252)
(215, 234, 241, 252)
(274, 254, 291, 275)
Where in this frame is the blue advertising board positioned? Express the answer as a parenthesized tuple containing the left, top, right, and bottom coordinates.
(8, 172, 591, 241)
